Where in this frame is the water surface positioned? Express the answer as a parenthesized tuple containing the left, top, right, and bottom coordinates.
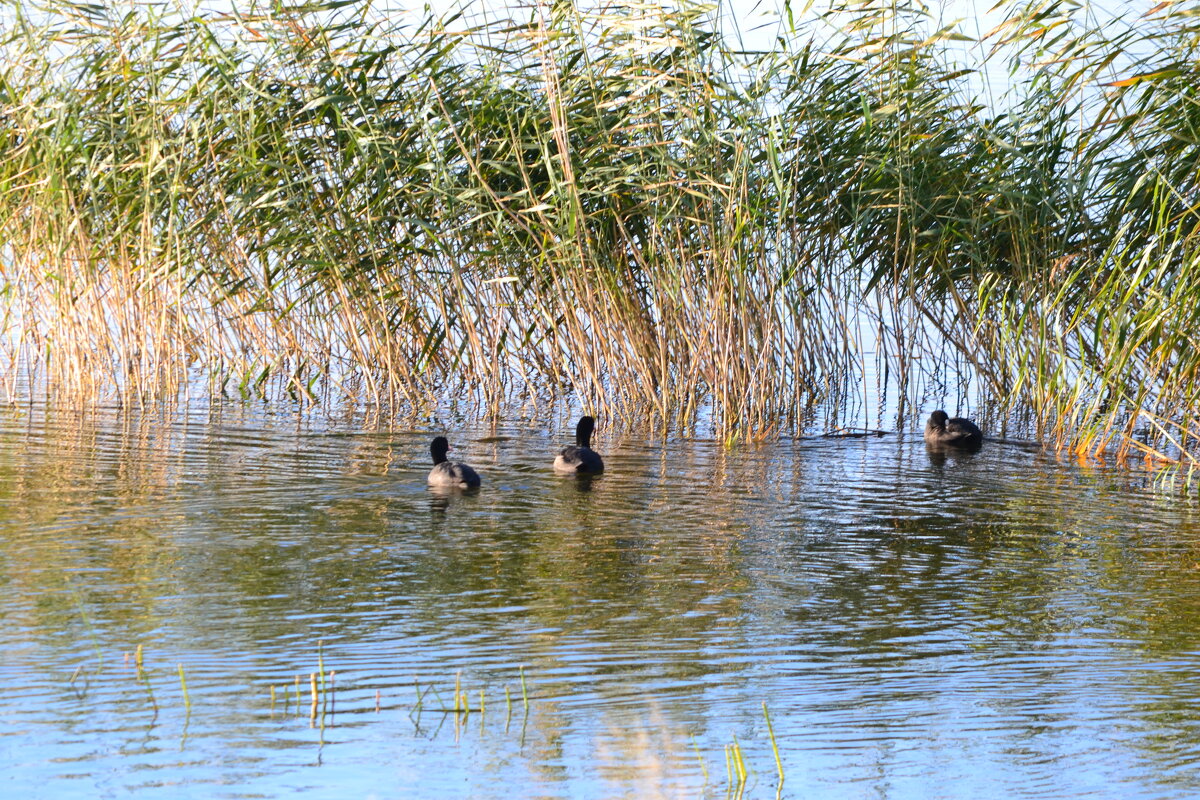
(1, 405, 1199, 799)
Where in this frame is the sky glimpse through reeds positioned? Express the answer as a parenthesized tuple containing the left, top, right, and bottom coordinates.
(1, 0, 1199, 463)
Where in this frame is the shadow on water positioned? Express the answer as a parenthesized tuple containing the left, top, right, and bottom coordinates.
(2, 405, 1200, 798)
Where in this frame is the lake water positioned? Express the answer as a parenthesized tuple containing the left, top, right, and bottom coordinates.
(2, 404, 1199, 799)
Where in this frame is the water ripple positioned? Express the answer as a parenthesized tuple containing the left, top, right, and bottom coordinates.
(2, 407, 1200, 798)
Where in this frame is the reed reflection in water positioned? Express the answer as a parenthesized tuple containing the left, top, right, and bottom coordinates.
(1, 404, 1199, 799)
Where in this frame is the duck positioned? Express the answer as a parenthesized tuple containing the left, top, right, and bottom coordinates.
(554, 415, 604, 475)
(427, 436, 481, 489)
(924, 410, 983, 449)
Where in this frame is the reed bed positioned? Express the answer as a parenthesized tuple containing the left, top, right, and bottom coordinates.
(1, 0, 1199, 460)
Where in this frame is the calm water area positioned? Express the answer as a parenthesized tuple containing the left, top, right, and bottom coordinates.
(2, 403, 1200, 799)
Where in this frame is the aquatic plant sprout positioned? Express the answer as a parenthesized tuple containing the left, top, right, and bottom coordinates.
(1, 0, 1199, 462)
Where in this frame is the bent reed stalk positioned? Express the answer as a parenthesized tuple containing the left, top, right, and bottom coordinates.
(1, 0, 1199, 461)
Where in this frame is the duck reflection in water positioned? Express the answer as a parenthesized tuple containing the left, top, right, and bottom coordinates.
(568, 474, 597, 493)
(428, 491, 452, 515)
(925, 443, 981, 468)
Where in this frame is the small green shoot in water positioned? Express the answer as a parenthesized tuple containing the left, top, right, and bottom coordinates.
(68, 665, 87, 700)
(131, 645, 157, 716)
(691, 733, 708, 784)
(725, 735, 748, 793)
(763, 701, 783, 786)
(178, 664, 191, 712)
(317, 640, 325, 697)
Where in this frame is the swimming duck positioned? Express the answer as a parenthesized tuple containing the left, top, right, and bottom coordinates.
(554, 416, 604, 475)
(924, 410, 983, 449)
(427, 436, 482, 489)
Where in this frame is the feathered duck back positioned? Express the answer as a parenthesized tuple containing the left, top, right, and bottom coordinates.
(555, 416, 604, 474)
(924, 410, 983, 449)
(428, 437, 481, 488)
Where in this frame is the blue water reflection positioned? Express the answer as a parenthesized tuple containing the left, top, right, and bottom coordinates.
(1, 404, 1198, 799)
